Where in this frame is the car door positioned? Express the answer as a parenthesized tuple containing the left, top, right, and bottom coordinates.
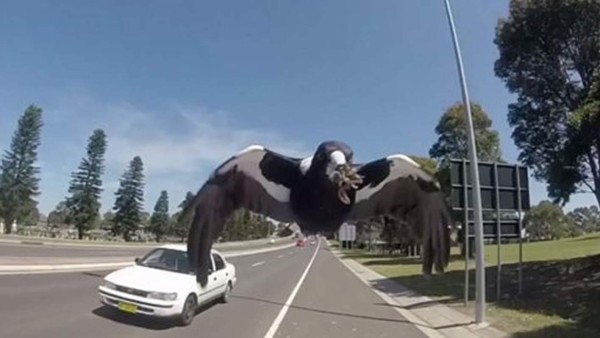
(196, 254, 217, 304)
(209, 252, 229, 296)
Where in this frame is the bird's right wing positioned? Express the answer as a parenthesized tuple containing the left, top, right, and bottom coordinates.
(347, 154, 451, 275)
(184, 145, 302, 286)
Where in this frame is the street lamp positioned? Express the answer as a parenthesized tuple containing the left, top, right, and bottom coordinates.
(442, 0, 487, 324)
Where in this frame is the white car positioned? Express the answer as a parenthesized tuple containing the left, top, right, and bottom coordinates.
(98, 244, 237, 326)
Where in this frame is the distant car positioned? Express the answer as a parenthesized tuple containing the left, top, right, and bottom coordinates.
(98, 244, 237, 326)
(296, 238, 307, 247)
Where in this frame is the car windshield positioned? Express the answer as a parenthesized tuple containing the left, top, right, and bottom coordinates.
(137, 248, 193, 275)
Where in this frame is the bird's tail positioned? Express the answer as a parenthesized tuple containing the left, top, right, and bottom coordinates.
(418, 191, 452, 275)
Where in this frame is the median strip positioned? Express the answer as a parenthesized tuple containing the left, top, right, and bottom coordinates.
(0, 234, 295, 249)
(0, 262, 134, 275)
(0, 242, 296, 275)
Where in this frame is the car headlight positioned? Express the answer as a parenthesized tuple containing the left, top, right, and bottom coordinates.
(102, 280, 116, 289)
(147, 291, 177, 301)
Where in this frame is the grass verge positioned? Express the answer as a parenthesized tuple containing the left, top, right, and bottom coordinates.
(342, 232, 600, 337)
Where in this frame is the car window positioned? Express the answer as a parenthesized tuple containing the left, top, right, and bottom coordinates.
(142, 249, 165, 265)
(139, 248, 193, 274)
(212, 253, 225, 271)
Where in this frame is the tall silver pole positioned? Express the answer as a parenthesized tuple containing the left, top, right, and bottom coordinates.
(516, 165, 523, 294)
(494, 163, 502, 302)
(463, 159, 469, 306)
(443, 0, 486, 324)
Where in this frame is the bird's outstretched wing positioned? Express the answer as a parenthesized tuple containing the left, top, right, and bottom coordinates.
(347, 154, 451, 275)
(184, 145, 301, 286)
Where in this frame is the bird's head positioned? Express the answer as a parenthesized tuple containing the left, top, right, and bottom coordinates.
(312, 141, 363, 205)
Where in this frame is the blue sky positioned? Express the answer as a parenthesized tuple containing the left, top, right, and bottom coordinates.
(0, 0, 596, 215)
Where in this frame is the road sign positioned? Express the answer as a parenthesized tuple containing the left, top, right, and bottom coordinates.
(338, 223, 356, 241)
(450, 159, 530, 238)
(450, 158, 531, 306)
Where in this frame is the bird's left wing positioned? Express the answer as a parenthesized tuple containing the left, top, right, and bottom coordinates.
(184, 145, 301, 286)
(347, 154, 451, 275)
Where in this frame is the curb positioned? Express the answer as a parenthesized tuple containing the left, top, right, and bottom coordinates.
(0, 242, 297, 275)
(329, 248, 508, 338)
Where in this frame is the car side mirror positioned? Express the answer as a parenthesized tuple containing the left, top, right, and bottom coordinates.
(134, 257, 140, 264)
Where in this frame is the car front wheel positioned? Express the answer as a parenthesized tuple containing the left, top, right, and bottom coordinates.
(178, 294, 197, 326)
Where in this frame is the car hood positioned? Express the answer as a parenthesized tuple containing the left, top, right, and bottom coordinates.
(105, 265, 195, 293)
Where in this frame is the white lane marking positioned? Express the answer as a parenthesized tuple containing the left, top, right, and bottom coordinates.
(277, 255, 284, 258)
(251, 261, 265, 267)
(263, 239, 320, 338)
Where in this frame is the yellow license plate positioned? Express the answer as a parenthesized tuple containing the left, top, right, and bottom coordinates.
(117, 302, 138, 314)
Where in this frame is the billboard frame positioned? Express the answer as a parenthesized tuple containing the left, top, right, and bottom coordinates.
(450, 158, 530, 304)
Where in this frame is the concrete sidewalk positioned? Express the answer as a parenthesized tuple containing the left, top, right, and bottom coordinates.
(331, 249, 508, 338)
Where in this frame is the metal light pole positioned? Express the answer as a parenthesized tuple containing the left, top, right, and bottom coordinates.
(442, 0, 487, 324)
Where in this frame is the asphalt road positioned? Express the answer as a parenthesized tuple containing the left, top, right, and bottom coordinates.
(0, 241, 427, 338)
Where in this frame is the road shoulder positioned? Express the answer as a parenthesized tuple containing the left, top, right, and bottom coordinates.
(275, 244, 431, 338)
(331, 248, 508, 338)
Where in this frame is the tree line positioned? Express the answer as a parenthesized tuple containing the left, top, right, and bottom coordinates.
(0, 106, 280, 242)
(417, 0, 600, 212)
(2, 1, 599, 244)
(354, 0, 600, 251)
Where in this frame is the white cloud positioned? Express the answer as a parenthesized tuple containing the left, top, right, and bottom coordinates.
(41, 95, 312, 213)
(104, 106, 310, 176)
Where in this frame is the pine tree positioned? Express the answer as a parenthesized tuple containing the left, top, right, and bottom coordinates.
(65, 129, 107, 239)
(0, 105, 43, 233)
(149, 190, 170, 242)
(112, 156, 144, 241)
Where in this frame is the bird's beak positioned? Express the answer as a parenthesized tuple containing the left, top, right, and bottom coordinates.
(327, 151, 363, 205)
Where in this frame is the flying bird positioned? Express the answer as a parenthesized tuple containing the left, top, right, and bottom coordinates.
(184, 141, 451, 286)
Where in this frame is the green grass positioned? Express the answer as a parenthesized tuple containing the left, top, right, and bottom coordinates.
(343, 233, 600, 337)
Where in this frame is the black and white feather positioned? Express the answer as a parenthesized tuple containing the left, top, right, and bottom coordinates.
(184, 141, 452, 286)
(183, 145, 301, 286)
(348, 155, 451, 275)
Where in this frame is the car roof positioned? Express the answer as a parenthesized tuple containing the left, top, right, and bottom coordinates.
(157, 243, 221, 255)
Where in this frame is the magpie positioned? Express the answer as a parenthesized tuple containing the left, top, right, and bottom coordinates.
(184, 140, 451, 286)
